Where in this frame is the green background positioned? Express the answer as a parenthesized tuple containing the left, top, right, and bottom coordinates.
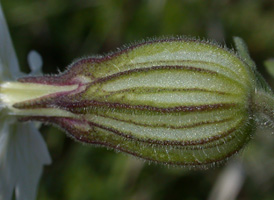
(2, 0, 274, 199)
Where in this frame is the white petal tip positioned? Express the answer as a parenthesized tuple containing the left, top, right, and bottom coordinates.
(27, 50, 43, 75)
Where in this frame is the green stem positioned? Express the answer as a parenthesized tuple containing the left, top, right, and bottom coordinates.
(253, 89, 274, 126)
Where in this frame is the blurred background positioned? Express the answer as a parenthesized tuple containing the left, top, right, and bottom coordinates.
(1, 0, 274, 199)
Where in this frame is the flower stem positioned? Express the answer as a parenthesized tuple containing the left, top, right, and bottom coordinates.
(253, 89, 274, 126)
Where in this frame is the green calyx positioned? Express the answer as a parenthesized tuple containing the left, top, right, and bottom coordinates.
(1, 37, 273, 168)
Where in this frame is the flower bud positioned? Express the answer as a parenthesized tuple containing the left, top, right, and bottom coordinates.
(1, 37, 273, 167)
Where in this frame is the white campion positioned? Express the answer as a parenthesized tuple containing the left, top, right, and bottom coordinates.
(0, 3, 51, 200)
